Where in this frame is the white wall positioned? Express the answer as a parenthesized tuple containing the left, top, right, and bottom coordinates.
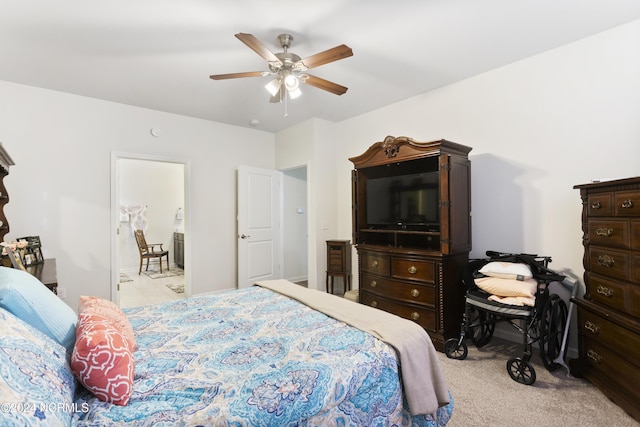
(118, 159, 184, 272)
(336, 18, 640, 280)
(333, 20, 640, 351)
(0, 80, 274, 310)
(282, 167, 307, 282)
(275, 118, 338, 290)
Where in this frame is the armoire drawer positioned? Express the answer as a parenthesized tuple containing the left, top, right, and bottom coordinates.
(578, 306, 640, 361)
(360, 273, 435, 307)
(360, 292, 436, 331)
(391, 258, 435, 283)
(360, 252, 390, 276)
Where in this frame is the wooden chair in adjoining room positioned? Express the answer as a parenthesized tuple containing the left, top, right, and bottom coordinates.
(134, 230, 169, 275)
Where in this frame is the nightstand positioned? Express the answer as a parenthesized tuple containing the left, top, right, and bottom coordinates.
(326, 240, 352, 294)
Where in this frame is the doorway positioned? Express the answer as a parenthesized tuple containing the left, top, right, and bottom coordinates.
(111, 153, 189, 307)
(282, 166, 308, 284)
(236, 164, 308, 289)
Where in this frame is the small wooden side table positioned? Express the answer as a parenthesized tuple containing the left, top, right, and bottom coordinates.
(26, 258, 58, 295)
(326, 240, 352, 294)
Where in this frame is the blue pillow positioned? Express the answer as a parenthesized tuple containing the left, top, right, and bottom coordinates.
(0, 307, 76, 426)
(0, 267, 77, 354)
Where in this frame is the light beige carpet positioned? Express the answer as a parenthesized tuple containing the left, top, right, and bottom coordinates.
(437, 338, 639, 427)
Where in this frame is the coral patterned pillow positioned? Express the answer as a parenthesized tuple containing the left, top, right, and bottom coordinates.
(71, 313, 134, 405)
(78, 296, 137, 350)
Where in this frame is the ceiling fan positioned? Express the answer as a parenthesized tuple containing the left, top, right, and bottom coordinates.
(210, 33, 353, 103)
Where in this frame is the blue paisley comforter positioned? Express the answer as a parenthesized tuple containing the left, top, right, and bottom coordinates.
(73, 286, 453, 426)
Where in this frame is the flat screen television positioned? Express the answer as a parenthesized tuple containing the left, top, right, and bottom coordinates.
(366, 170, 439, 231)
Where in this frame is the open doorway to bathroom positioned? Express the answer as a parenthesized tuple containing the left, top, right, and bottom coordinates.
(112, 156, 188, 308)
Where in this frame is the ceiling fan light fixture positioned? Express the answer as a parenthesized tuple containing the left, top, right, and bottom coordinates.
(284, 74, 299, 91)
(287, 86, 302, 99)
(264, 78, 281, 97)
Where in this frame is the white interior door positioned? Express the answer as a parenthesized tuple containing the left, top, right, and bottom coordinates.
(237, 165, 282, 288)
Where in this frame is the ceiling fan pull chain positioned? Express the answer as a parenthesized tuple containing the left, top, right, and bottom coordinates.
(284, 91, 288, 118)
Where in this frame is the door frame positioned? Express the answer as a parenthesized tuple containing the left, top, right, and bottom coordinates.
(110, 151, 191, 303)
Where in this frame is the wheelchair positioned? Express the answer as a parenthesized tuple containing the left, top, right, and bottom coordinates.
(444, 251, 568, 385)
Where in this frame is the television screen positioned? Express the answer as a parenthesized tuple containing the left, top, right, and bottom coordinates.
(366, 171, 439, 229)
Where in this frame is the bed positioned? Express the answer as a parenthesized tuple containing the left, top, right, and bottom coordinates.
(0, 267, 453, 426)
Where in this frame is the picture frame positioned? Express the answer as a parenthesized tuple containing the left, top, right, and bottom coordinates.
(16, 235, 44, 265)
(5, 246, 26, 271)
(32, 246, 44, 263)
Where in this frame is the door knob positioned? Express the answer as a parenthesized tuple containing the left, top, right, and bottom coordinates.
(240, 234, 251, 239)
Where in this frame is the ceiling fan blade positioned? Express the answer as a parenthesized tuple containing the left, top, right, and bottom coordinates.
(296, 44, 353, 70)
(301, 74, 348, 95)
(209, 71, 266, 80)
(235, 33, 282, 66)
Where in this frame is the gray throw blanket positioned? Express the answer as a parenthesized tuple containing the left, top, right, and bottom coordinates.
(254, 279, 450, 416)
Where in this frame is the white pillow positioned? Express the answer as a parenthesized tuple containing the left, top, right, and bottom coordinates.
(478, 262, 533, 281)
(475, 276, 538, 298)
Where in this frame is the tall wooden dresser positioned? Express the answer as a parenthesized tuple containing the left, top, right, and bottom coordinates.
(572, 176, 640, 421)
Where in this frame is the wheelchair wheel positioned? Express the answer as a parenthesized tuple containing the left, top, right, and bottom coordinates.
(469, 308, 496, 348)
(539, 294, 568, 372)
(507, 357, 536, 385)
(444, 338, 468, 360)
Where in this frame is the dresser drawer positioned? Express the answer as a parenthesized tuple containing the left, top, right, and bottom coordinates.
(391, 257, 435, 283)
(580, 337, 640, 400)
(588, 219, 630, 249)
(632, 220, 640, 250)
(587, 193, 613, 217)
(588, 246, 630, 281)
(578, 306, 640, 360)
(587, 273, 628, 314)
(328, 255, 344, 271)
(614, 190, 640, 217)
(360, 291, 436, 331)
(360, 273, 435, 307)
(632, 253, 640, 283)
(360, 252, 390, 276)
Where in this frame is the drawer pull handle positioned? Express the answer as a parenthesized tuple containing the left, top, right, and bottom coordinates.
(590, 201, 602, 210)
(408, 266, 417, 274)
(597, 255, 614, 268)
(621, 199, 634, 209)
(584, 321, 600, 334)
(371, 260, 379, 268)
(596, 285, 614, 297)
(370, 280, 377, 288)
(595, 228, 613, 237)
(586, 349, 602, 364)
(370, 300, 378, 308)
(410, 289, 420, 298)
(410, 312, 420, 321)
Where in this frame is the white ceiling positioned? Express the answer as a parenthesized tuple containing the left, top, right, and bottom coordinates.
(2, 0, 640, 132)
